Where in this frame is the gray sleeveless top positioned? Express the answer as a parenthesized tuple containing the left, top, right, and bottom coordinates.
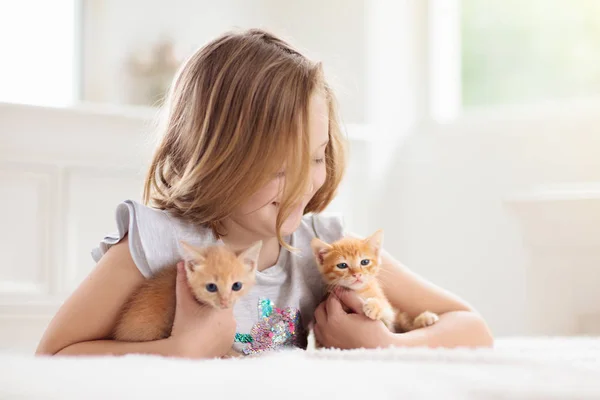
(91, 200, 345, 355)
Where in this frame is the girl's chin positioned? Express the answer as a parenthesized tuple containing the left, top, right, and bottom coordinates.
(271, 202, 305, 234)
(279, 217, 303, 236)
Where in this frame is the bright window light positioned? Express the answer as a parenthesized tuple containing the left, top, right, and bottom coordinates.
(0, 0, 77, 107)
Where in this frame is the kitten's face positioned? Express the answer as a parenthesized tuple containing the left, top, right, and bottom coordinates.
(311, 230, 383, 291)
(180, 241, 261, 309)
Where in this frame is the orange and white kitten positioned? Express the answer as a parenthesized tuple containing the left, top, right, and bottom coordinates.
(112, 241, 261, 342)
(311, 230, 439, 334)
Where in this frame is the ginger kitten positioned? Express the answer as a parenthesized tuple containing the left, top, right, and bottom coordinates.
(112, 241, 261, 342)
(311, 230, 439, 334)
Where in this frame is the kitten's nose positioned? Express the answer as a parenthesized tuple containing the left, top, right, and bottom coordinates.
(352, 273, 362, 279)
(220, 298, 231, 308)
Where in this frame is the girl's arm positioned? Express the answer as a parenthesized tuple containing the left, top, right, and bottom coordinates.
(50, 339, 174, 357)
(313, 233, 493, 350)
(378, 248, 494, 348)
(36, 236, 174, 356)
(36, 236, 232, 358)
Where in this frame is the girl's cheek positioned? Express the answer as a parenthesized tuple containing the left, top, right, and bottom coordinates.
(313, 164, 327, 193)
(239, 179, 281, 213)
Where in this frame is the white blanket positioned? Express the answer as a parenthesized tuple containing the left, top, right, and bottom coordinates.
(1, 337, 599, 400)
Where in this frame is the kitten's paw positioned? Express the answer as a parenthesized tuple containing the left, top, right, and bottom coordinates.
(363, 298, 384, 321)
(413, 311, 439, 329)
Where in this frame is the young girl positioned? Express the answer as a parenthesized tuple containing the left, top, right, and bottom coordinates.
(36, 29, 493, 358)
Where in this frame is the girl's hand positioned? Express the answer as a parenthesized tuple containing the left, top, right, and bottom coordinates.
(313, 288, 394, 350)
(168, 262, 236, 359)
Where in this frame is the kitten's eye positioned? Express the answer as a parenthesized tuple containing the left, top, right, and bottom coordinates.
(314, 158, 325, 164)
(360, 259, 370, 266)
(336, 263, 348, 269)
(232, 282, 243, 291)
(205, 283, 218, 293)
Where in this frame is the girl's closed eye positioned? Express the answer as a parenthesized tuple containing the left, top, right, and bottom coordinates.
(276, 158, 323, 176)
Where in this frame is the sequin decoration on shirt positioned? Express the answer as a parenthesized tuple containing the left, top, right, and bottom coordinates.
(240, 298, 301, 355)
(234, 333, 253, 343)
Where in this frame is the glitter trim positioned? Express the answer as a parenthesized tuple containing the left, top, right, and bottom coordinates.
(242, 297, 302, 355)
(234, 333, 253, 343)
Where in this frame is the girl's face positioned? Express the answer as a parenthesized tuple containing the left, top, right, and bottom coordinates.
(228, 92, 330, 239)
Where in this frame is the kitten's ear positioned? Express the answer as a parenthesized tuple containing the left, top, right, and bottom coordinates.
(364, 229, 384, 256)
(179, 240, 205, 272)
(311, 238, 333, 266)
(185, 260, 197, 273)
(238, 241, 262, 272)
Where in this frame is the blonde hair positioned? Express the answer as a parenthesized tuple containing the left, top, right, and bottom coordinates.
(143, 28, 346, 248)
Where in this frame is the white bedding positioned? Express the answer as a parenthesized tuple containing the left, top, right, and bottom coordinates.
(1, 337, 599, 400)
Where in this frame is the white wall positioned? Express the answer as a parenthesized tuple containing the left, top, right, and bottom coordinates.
(0, 103, 151, 352)
(82, 0, 367, 123)
(375, 105, 600, 336)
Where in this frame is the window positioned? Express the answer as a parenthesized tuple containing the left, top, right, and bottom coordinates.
(429, 0, 600, 121)
(462, 0, 600, 108)
(0, 0, 77, 107)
